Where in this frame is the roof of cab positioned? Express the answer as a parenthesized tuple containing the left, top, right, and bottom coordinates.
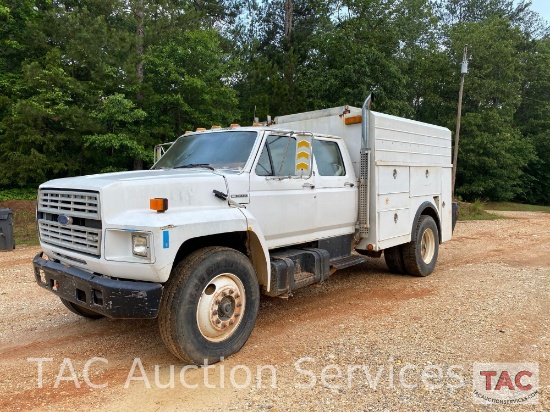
(184, 126, 343, 140)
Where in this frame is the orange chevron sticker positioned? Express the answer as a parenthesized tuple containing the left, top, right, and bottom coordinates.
(296, 162, 310, 170)
(297, 140, 310, 149)
(297, 151, 309, 159)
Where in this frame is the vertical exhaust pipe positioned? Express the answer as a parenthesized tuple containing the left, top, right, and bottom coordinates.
(361, 93, 372, 149)
(359, 93, 373, 236)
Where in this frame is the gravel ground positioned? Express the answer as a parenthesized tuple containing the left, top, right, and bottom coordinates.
(0, 211, 548, 411)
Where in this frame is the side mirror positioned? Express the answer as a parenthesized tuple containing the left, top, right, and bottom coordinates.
(295, 133, 313, 178)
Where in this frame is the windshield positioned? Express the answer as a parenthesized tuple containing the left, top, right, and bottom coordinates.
(152, 131, 258, 171)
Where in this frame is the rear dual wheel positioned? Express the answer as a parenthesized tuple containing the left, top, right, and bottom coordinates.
(384, 245, 406, 274)
(384, 215, 439, 277)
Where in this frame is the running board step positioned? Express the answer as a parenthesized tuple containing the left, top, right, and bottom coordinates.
(264, 248, 330, 297)
(329, 255, 367, 270)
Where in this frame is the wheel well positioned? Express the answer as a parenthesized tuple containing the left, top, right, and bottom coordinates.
(173, 232, 248, 270)
(419, 206, 442, 244)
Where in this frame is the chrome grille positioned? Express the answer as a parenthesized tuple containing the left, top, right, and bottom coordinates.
(38, 189, 102, 257)
(38, 190, 100, 219)
(38, 221, 101, 256)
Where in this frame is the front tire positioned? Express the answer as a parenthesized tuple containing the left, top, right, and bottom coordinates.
(402, 215, 439, 277)
(159, 247, 260, 364)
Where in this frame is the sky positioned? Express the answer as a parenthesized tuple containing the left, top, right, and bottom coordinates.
(527, 0, 550, 22)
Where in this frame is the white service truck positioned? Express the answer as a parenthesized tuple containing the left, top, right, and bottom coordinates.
(33, 95, 458, 364)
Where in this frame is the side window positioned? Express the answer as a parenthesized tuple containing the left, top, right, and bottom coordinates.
(255, 134, 297, 176)
(255, 145, 273, 176)
(314, 140, 346, 176)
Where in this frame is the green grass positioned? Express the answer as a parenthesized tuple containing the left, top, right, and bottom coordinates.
(458, 211, 505, 221)
(13, 208, 39, 246)
(0, 188, 37, 201)
(458, 200, 506, 221)
(485, 202, 550, 213)
(0, 188, 39, 245)
(0, 193, 38, 246)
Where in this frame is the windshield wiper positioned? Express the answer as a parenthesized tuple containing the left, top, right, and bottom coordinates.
(174, 163, 216, 171)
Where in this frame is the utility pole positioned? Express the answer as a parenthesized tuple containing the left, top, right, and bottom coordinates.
(452, 46, 468, 196)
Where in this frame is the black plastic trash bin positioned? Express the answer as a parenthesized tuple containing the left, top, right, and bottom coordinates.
(0, 208, 15, 251)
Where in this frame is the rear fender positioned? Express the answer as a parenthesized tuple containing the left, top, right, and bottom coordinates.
(411, 201, 442, 243)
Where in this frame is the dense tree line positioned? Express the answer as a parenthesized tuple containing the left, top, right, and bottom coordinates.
(0, 0, 548, 204)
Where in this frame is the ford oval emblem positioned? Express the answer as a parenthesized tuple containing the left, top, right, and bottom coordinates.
(57, 215, 72, 226)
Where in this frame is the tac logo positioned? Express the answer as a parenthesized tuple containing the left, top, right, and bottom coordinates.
(473, 362, 539, 405)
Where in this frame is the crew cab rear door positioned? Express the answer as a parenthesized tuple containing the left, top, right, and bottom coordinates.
(313, 137, 358, 239)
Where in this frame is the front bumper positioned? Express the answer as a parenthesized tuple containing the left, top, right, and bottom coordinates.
(33, 252, 163, 319)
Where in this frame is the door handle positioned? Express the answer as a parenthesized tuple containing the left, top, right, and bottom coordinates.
(302, 182, 315, 189)
(344, 182, 355, 187)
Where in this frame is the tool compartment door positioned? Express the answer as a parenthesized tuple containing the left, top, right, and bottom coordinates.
(410, 166, 441, 196)
(376, 165, 411, 242)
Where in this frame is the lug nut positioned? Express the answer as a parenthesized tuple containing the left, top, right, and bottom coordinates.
(235, 313, 240, 317)
(236, 303, 242, 308)
(212, 310, 218, 315)
(216, 319, 221, 324)
(228, 289, 234, 295)
(235, 294, 240, 299)
(229, 320, 234, 325)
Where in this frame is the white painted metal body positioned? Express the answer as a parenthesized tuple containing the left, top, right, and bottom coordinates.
(38, 108, 452, 290)
(275, 106, 453, 251)
(39, 169, 252, 283)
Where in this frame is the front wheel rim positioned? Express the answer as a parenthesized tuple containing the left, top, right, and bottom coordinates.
(421, 228, 436, 264)
(196, 273, 246, 342)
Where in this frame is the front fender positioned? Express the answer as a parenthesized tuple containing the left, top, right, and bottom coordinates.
(238, 208, 271, 292)
(106, 207, 250, 283)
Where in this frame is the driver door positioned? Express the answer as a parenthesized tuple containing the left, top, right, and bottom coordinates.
(248, 132, 318, 249)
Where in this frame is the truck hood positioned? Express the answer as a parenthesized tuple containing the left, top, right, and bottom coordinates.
(40, 169, 227, 191)
(40, 169, 233, 220)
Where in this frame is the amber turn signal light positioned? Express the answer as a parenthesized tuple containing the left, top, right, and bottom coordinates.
(150, 198, 168, 213)
(345, 115, 362, 125)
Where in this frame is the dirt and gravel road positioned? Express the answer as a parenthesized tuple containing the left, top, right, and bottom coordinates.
(0, 211, 548, 411)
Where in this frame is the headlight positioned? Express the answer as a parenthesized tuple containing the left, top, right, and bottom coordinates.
(132, 234, 149, 257)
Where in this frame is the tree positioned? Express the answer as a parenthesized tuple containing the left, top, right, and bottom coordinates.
(84, 93, 149, 172)
(142, 30, 239, 138)
(0, 0, 243, 186)
(448, 17, 534, 200)
(515, 37, 550, 204)
(0, 49, 95, 186)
